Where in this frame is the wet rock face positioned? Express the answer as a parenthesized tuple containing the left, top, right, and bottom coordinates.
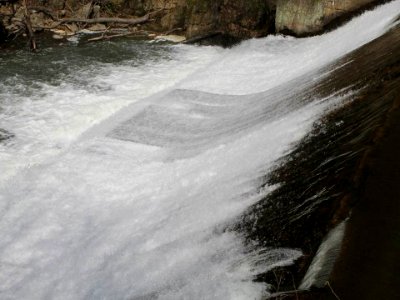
(275, 0, 379, 36)
(124, 0, 187, 31)
(126, 0, 387, 38)
(217, 0, 275, 38)
(126, 0, 276, 39)
(185, 0, 275, 39)
(185, 0, 219, 38)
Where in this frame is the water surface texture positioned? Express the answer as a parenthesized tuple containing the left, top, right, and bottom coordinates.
(0, 2, 399, 299)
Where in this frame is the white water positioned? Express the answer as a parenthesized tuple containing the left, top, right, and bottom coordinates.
(0, 2, 399, 299)
(0, 45, 222, 182)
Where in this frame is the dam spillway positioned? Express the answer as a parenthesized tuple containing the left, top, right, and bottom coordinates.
(0, 1, 399, 299)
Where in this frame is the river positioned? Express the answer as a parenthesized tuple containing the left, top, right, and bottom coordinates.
(0, 1, 399, 299)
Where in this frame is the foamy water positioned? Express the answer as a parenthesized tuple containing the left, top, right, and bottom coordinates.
(0, 1, 399, 299)
(0, 43, 221, 182)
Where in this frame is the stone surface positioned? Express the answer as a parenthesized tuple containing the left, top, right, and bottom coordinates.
(87, 23, 107, 31)
(30, 12, 47, 30)
(74, 2, 92, 19)
(154, 33, 185, 42)
(275, 0, 379, 36)
(185, 0, 275, 39)
(122, 0, 275, 39)
(0, 0, 389, 45)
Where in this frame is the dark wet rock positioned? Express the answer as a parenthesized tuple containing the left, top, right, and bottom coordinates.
(108, 0, 275, 39)
(185, 0, 275, 39)
(234, 25, 400, 298)
(0, 20, 7, 43)
(184, 32, 241, 48)
(127, 0, 389, 39)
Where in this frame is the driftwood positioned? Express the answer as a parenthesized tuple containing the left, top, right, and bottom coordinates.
(22, 0, 36, 51)
(87, 27, 149, 42)
(87, 32, 132, 42)
(3, 5, 161, 49)
(52, 14, 150, 28)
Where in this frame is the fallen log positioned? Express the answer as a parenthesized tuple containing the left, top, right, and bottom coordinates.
(54, 14, 150, 27)
(87, 32, 132, 42)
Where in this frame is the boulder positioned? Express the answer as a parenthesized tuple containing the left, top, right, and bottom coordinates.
(74, 2, 92, 19)
(218, 0, 274, 38)
(185, 0, 275, 40)
(52, 33, 64, 39)
(87, 23, 107, 31)
(155, 34, 185, 42)
(275, 0, 379, 36)
(185, 1, 218, 39)
(30, 12, 48, 30)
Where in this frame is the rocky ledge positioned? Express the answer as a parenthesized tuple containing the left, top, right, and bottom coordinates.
(0, 0, 390, 48)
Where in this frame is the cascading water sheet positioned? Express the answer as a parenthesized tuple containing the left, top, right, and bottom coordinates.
(0, 1, 399, 299)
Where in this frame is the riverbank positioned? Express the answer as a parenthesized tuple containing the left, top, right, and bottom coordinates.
(0, 0, 393, 50)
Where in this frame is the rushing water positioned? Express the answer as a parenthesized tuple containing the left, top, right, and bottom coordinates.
(0, 2, 399, 299)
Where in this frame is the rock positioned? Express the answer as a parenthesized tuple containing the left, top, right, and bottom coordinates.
(13, 6, 25, 21)
(75, 2, 92, 19)
(92, 5, 100, 19)
(65, 23, 79, 35)
(275, 0, 379, 36)
(87, 23, 107, 31)
(185, 0, 274, 39)
(160, 7, 186, 31)
(48, 0, 65, 10)
(30, 12, 47, 30)
(185, 1, 218, 39)
(155, 34, 186, 42)
(51, 28, 75, 36)
(52, 34, 64, 39)
(67, 35, 79, 43)
(218, 0, 274, 38)
(77, 29, 97, 34)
